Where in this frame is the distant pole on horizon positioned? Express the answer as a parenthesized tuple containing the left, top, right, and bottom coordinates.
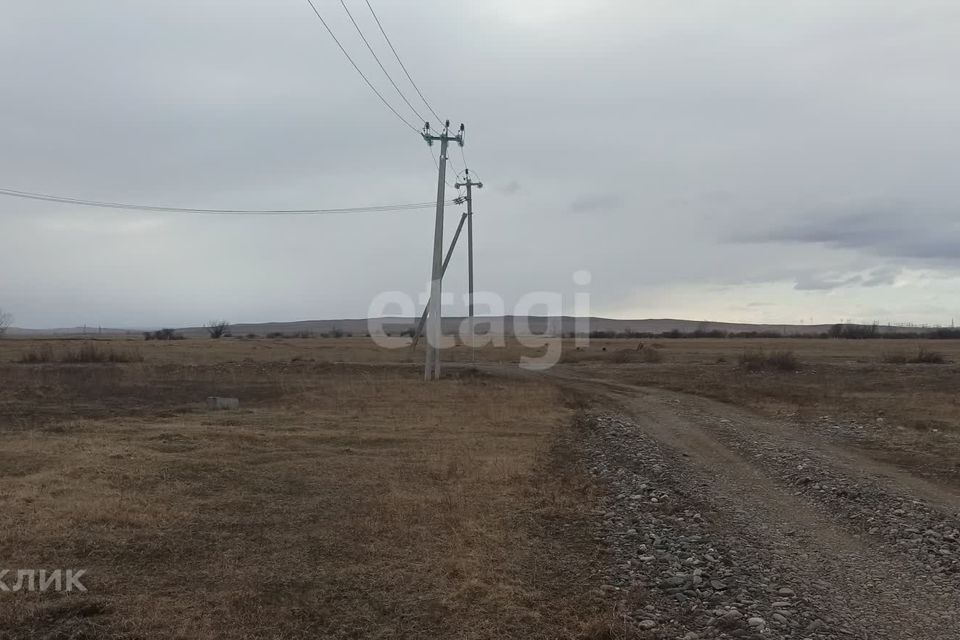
(455, 169, 482, 359)
(455, 169, 482, 326)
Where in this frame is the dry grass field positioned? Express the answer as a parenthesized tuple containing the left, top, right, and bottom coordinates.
(0, 339, 605, 639)
(568, 338, 960, 488)
(2, 335, 959, 639)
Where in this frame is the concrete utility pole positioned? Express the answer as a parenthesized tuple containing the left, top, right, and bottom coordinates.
(454, 169, 483, 322)
(422, 120, 465, 380)
(410, 210, 468, 351)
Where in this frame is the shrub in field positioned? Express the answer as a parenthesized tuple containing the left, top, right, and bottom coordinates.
(881, 351, 909, 364)
(738, 350, 767, 372)
(61, 343, 144, 363)
(19, 343, 143, 363)
(767, 350, 801, 371)
(0, 309, 12, 337)
(144, 328, 184, 341)
(910, 347, 946, 364)
(639, 347, 664, 363)
(738, 349, 800, 372)
(205, 320, 230, 339)
(18, 344, 55, 363)
(604, 345, 665, 364)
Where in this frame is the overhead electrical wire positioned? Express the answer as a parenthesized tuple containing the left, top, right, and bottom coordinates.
(338, 0, 425, 124)
(427, 147, 459, 192)
(458, 146, 484, 185)
(447, 154, 465, 183)
(0, 187, 456, 215)
(303, 0, 419, 134)
(303, 1, 459, 186)
(0, 5, 471, 221)
(364, 0, 443, 124)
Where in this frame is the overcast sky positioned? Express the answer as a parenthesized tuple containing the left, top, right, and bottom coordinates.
(2, 0, 959, 329)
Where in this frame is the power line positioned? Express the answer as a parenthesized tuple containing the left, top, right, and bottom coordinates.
(427, 146, 458, 191)
(339, 0, 425, 124)
(303, 0, 419, 134)
(364, 0, 443, 123)
(447, 153, 463, 182)
(459, 145, 471, 175)
(0, 187, 456, 215)
(458, 146, 483, 184)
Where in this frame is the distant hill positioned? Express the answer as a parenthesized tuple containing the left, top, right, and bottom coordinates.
(9, 317, 936, 339)
(7, 326, 145, 338)
(183, 316, 842, 338)
(7, 317, 832, 338)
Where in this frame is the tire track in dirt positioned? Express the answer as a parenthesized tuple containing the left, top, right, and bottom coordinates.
(537, 369, 960, 639)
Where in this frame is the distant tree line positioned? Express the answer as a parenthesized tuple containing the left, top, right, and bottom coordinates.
(564, 323, 960, 340)
(144, 328, 185, 341)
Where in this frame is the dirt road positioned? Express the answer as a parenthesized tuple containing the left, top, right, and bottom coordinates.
(540, 367, 960, 639)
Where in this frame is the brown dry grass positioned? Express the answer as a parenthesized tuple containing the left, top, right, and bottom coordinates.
(4, 334, 959, 636)
(567, 338, 960, 487)
(0, 336, 558, 368)
(0, 352, 607, 639)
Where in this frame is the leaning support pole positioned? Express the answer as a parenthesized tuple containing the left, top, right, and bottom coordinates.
(411, 212, 468, 350)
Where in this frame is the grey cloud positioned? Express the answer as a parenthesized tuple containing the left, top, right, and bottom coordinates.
(735, 201, 960, 263)
(793, 273, 862, 291)
(500, 180, 522, 196)
(2, 1, 960, 327)
(570, 194, 622, 213)
(862, 266, 902, 287)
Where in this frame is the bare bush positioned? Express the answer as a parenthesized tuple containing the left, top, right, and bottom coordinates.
(144, 328, 184, 341)
(205, 320, 230, 339)
(639, 346, 665, 363)
(739, 349, 800, 372)
(19, 343, 143, 364)
(911, 347, 946, 364)
(18, 344, 55, 363)
(62, 343, 144, 363)
(0, 309, 12, 337)
(881, 351, 909, 364)
(885, 347, 949, 364)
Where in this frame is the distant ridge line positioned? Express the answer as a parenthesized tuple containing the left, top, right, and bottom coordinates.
(5, 317, 916, 337)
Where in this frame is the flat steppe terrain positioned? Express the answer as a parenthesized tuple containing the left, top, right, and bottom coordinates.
(1, 336, 958, 639)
